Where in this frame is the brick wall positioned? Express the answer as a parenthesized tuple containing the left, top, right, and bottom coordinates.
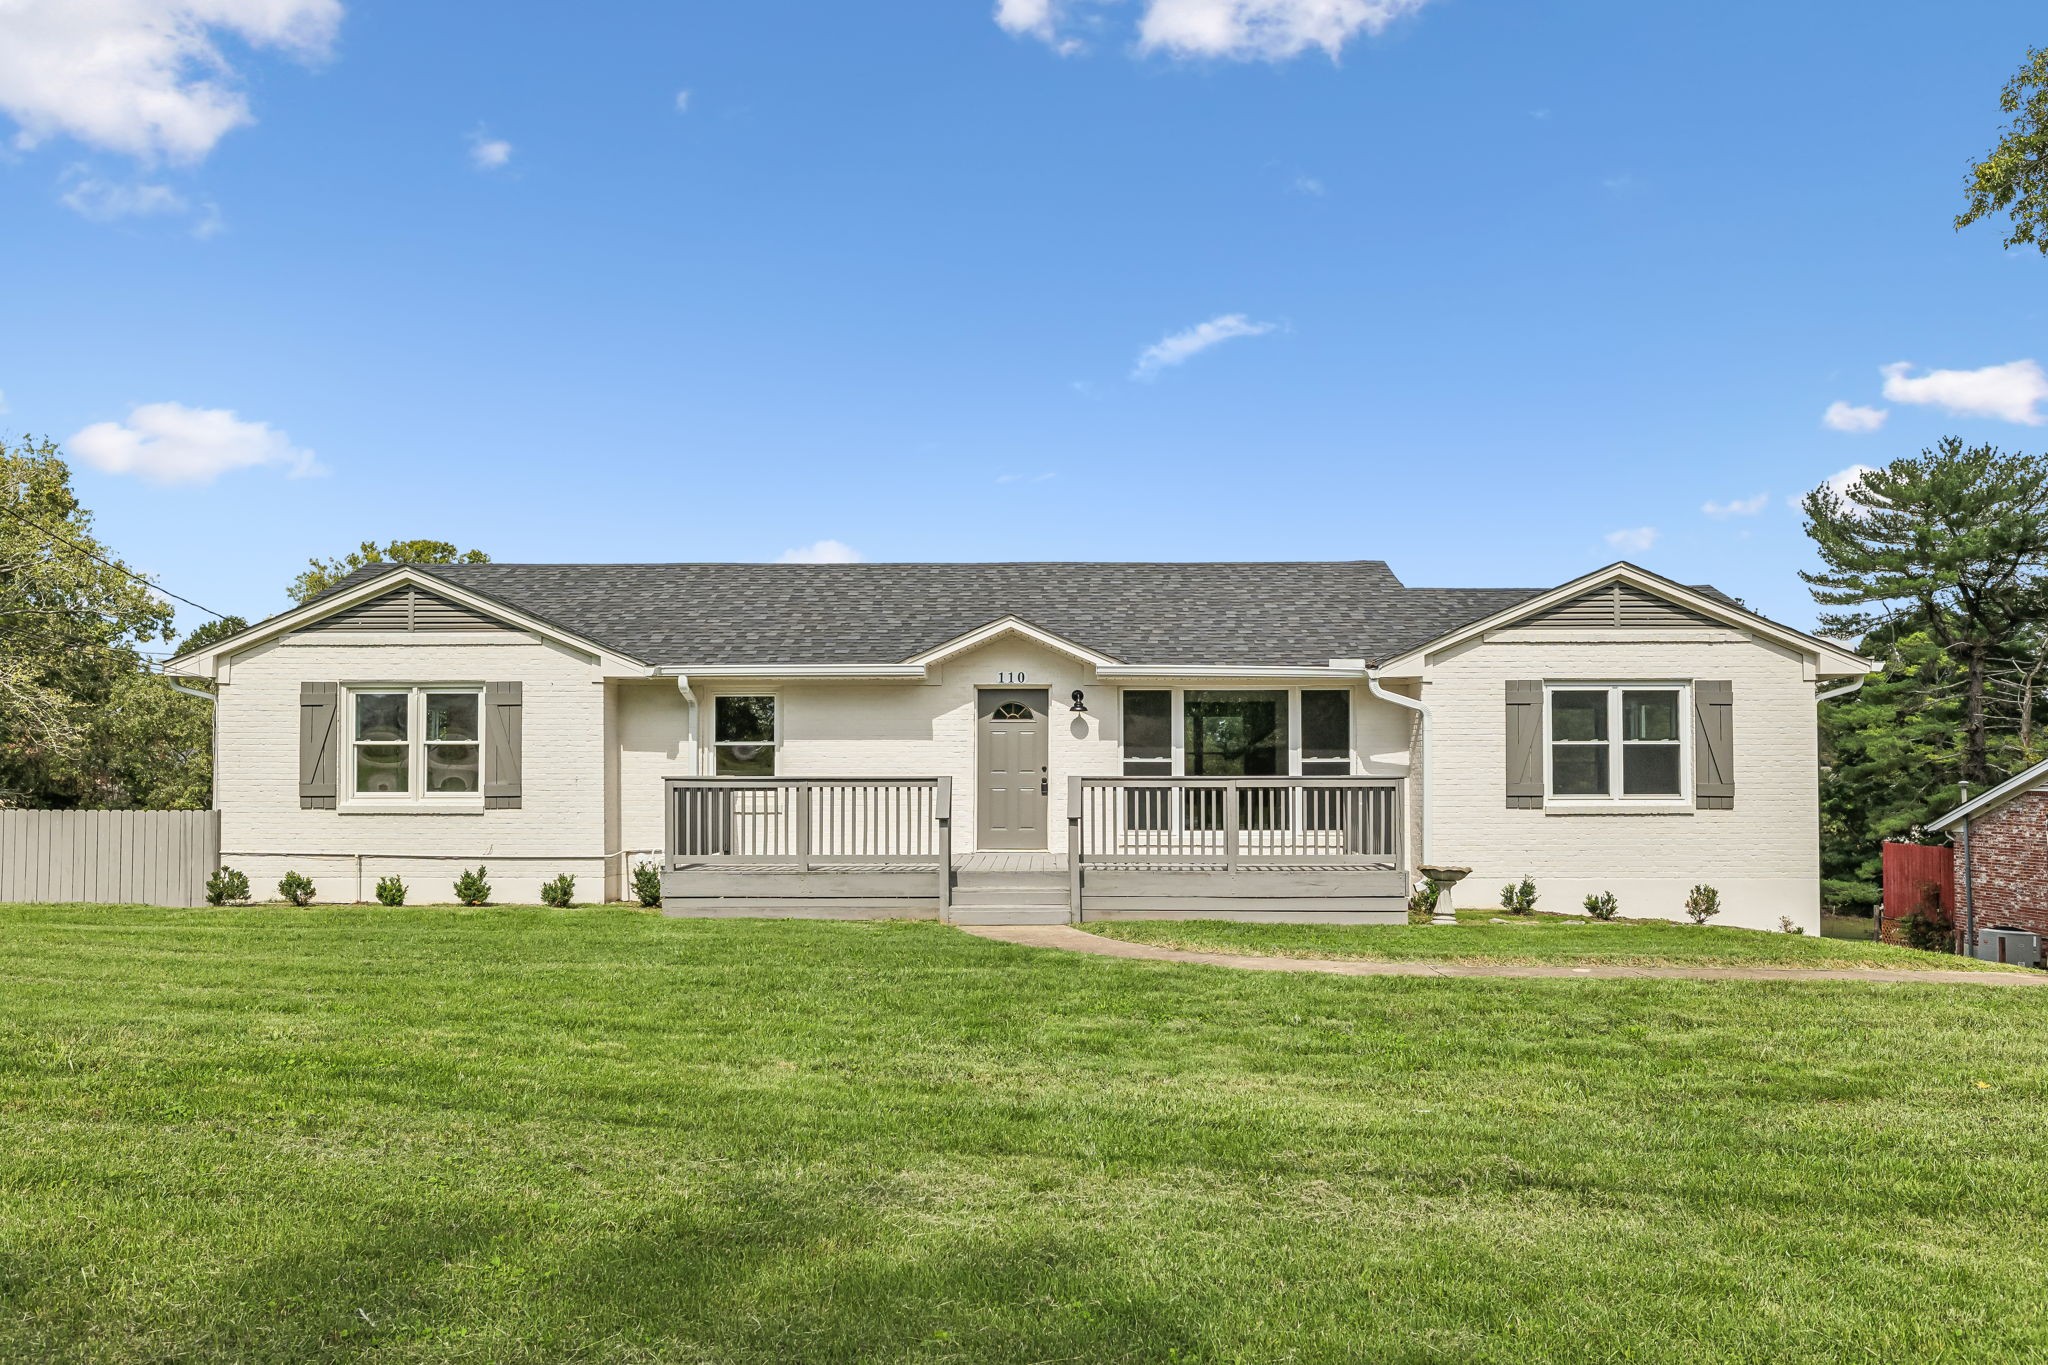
(1958, 792, 2048, 936)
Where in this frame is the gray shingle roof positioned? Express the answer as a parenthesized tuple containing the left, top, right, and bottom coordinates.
(326, 560, 1550, 668)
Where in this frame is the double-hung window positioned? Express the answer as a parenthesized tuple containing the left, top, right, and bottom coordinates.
(713, 695, 777, 776)
(349, 687, 483, 802)
(1546, 684, 1687, 804)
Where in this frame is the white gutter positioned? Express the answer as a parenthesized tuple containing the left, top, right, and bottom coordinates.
(1815, 675, 1869, 704)
(1366, 667, 1432, 868)
(168, 681, 216, 704)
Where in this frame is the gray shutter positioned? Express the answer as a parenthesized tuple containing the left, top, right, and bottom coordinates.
(1694, 680, 1734, 809)
(485, 681, 523, 809)
(1505, 680, 1544, 809)
(299, 682, 338, 809)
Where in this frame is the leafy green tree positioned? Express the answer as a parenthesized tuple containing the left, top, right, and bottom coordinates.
(175, 614, 250, 656)
(1957, 47, 2048, 255)
(290, 540, 490, 604)
(1818, 630, 1970, 908)
(1802, 438, 2048, 788)
(0, 437, 179, 807)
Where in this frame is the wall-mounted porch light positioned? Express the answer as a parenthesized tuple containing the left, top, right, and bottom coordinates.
(1069, 689, 1088, 713)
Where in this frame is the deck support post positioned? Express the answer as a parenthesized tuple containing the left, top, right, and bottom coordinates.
(935, 777, 954, 922)
(1067, 775, 1084, 923)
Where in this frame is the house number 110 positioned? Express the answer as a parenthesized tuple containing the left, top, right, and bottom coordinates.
(996, 672, 1028, 684)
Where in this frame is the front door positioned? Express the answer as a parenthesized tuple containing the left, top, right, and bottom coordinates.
(977, 689, 1049, 850)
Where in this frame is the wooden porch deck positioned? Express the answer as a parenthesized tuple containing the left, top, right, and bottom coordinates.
(659, 775, 1410, 924)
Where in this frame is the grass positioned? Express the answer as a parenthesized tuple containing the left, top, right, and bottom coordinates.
(1085, 908, 2009, 971)
(1821, 912, 1880, 942)
(5, 904, 2048, 1362)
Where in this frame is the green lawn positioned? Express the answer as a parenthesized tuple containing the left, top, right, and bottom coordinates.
(1086, 909, 2007, 971)
(5, 904, 2048, 1362)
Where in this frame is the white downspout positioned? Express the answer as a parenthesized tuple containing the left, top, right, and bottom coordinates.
(1366, 668, 1432, 872)
(676, 675, 700, 776)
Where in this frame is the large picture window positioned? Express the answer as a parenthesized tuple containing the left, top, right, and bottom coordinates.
(714, 695, 777, 776)
(349, 687, 482, 801)
(1547, 684, 1686, 803)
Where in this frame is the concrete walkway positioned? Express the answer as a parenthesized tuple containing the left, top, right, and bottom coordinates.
(959, 924, 2048, 986)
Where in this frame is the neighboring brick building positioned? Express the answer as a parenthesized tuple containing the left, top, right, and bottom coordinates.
(1930, 759, 2048, 946)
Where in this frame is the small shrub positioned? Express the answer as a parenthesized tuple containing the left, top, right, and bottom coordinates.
(1499, 876, 1538, 916)
(1779, 915, 1806, 936)
(453, 865, 492, 907)
(1583, 890, 1619, 921)
(1683, 883, 1721, 925)
(1899, 905, 1955, 953)
(277, 871, 315, 907)
(204, 866, 250, 906)
(375, 874, 407, 907)
(540, 873, 576, 908)
(1407, 878, 1441, 924)
(632, 860, 663, 908)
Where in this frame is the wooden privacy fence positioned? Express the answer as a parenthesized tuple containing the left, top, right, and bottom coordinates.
(0, 810, 221, 907)
(1880, 840, 1953, 943)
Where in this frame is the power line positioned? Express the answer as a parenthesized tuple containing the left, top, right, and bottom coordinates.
(0, 500, 228, 621)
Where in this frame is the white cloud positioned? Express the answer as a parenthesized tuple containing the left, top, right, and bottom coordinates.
(57, 166, 223, 234)
(0, 0, 341, 164)
(468, 129, 512, 170)
(1702, 493, 1768, 519)
(674, 89, 691, 113)
(776, 539, 863, 564)
(1289, 173, 1326, 196)
(67, 401, 321, 485)
(1822, 401, 1888, 434)
(1880, 359, 2048, 426)
(1795, 464, 1878, 516)
(1132, 313, 1276, 380)
(1137, 0, 1434, 60)
(1604, 526, 1658, 554)
(998, 0, 1429, 60)
(994, 0, 1085, 53)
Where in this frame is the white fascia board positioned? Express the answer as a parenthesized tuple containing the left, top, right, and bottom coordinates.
(1373, 561, 1870, 678)
(1094, 665, 1372, 681)
(652, 664, 930, 680)
(165, 567, 653, 678)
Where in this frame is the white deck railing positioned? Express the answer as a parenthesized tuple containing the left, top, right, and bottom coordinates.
(1068, 776, 1403, 868)
(664, 777, 953, 871)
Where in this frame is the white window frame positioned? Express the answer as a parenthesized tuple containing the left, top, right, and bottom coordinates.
(1542, 681, 1691, 809)
(341, 684, 486, 811)
(709, 692, 780, 778)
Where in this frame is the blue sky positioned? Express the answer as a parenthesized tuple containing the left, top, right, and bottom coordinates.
(2, 1, 2043, 641)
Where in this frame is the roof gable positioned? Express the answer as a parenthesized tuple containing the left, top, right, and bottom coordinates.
(300, 583, 511, 634)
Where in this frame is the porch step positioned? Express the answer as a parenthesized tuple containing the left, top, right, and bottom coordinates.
(948, 905, 1074, 926)
(950, 883, 1069, 908)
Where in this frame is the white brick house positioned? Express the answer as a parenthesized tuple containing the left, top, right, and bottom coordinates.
(168, 559, 1867, 929)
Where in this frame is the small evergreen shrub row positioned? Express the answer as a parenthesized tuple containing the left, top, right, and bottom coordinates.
(205, 866, 250, 906)
(1499, 876, 1538, 916)
(539, 873, 576, 908)
(1407, 879, 1441, 924)
(1582, 890, 1619, 921)
(376, 874, 407, 906)
(632, 860, 663, 908)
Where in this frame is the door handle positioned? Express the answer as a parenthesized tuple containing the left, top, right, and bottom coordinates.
(1040, 777, 1049, 796)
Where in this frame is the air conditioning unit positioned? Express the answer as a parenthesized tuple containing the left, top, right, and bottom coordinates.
(1971, 929, 2043, 968)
